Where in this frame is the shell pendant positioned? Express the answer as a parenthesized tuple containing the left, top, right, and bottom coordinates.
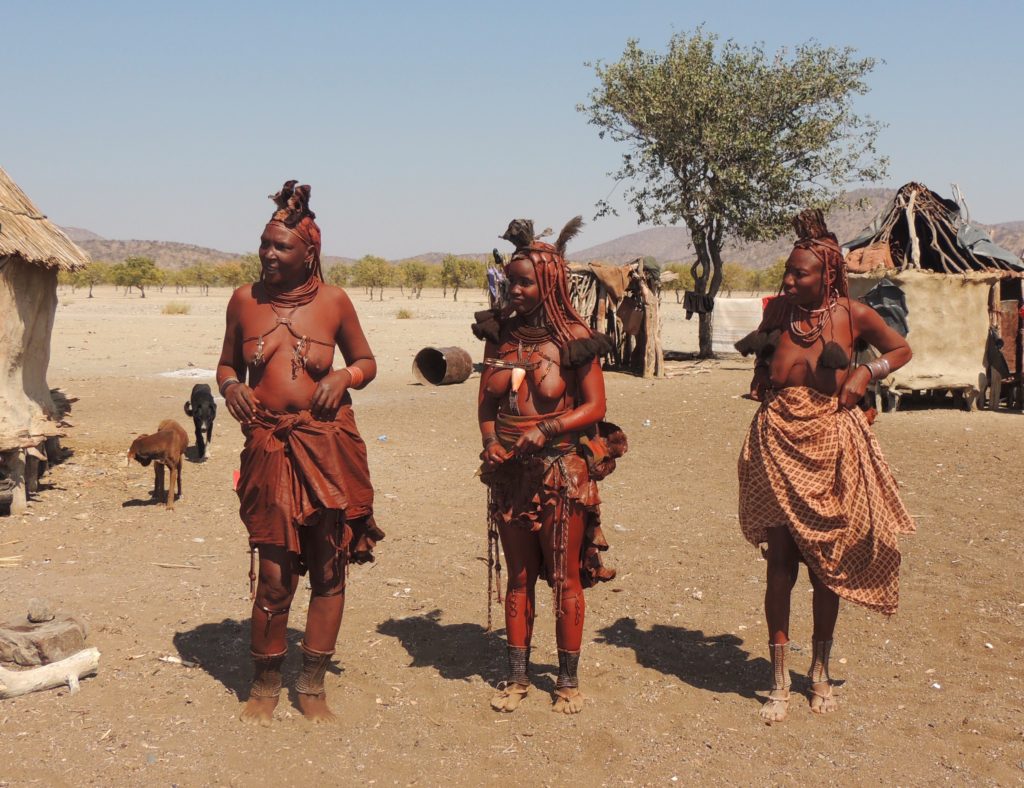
(510, 367, 527, 392)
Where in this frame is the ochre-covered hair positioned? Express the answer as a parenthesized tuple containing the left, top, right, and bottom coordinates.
(792, 208, 846, 299)
(509, 216, 590, 349)
(267, 180, 322, 280)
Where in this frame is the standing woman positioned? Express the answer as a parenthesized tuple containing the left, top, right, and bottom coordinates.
(738, 209, 915, 724)
(477, 218, 622, 715)
(217, 181, 383, 725)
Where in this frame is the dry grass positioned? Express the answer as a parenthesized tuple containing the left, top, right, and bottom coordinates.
(162, 301, 191, 315)
(396, 308, 413, 319)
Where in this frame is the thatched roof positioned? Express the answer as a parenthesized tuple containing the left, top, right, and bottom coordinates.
(0, 166, 89, 271)
(845, 182, 1023, 274)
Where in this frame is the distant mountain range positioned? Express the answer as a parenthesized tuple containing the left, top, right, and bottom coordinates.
(60, 188, 1024, 270)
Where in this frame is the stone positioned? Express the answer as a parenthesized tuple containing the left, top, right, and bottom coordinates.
(0, 615, 89, 666)
(27, 598, 55, 623)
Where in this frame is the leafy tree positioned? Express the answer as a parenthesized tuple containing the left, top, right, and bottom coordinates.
(754, 257, 788, 294)
(721, 263, 753, 296)
(580, 29, 886, 356)
(186, 262, 216, 295)
(663, 263, 695, 303)
(400, 260, 430, 299)
(441, 255, 485, 302)
(324, 263, 349, 288)
(350, 255, 392, 301)
(111, 256, 159, 298)
(239, 253, 262, 283)
(166, 268, 190, 294)
(215, 262, 247, 289)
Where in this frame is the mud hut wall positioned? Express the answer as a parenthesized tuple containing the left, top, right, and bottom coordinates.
(0, 256, 59, 451)
(849, 269, 996, 392)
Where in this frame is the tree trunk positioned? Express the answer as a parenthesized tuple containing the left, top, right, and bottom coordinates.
(88, 284, 94, 298)
(690, 225, 724, 359)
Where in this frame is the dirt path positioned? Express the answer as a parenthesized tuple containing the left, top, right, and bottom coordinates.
(0, 288, 1021, 786)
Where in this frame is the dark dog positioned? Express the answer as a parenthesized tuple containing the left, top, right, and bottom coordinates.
(183, 384, 217, 459)
(127, 419, 189, 509)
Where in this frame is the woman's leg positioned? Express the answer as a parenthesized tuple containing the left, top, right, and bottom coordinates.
(491, 521, 542, 712)
(241, 544, 299, 725)
(807, 567, 840, 714)
(296, 511, 347, 723)
(760, 527, 800, 723)
(538, 499, 587, 714)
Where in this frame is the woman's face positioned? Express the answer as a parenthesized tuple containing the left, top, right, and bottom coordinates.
(507, 257, 541, 315)
(781, 247, 824, 307)
(259, 223, 312, 288)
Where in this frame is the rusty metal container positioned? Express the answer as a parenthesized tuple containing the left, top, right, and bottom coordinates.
(412, 346, 473, 386)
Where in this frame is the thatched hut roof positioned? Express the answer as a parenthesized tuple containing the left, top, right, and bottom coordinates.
(845, 182, 1023, 274)
(0, 167, 89, 271)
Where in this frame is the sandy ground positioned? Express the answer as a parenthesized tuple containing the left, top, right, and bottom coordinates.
(1, 286, 1022, 787)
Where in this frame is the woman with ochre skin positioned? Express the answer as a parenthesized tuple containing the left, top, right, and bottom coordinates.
(477, 220, 620, 715)
(216, 181, 382, 725)
(739, 209, 915, 724)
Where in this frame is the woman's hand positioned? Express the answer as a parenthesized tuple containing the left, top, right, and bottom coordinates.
(311, 369, 350, 420)
(480, 441, 511, 469)
(838, 365, 872, 410)
(513, 426, 547, 455)
(224, 382, 260, 424)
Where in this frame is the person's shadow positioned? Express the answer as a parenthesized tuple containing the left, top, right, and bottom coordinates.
(377, 608, 559, 691)
(173, 618, 322, 701)
(596, 618, 777, 700)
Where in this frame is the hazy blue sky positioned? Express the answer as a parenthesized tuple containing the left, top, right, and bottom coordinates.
(3, 0, 1022, 258)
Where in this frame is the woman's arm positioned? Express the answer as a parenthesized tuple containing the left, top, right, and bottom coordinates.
(838, 300, 913, 409)
(217, 287, 259, 423)
(310, 288, 376, 419)
(478, 340, 510, 466)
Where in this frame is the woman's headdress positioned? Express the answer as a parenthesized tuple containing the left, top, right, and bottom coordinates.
(267, 180, 322, 280)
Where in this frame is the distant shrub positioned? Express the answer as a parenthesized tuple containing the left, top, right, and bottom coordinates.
(396, 308, 413, 319)
(162, 302, 191, 315)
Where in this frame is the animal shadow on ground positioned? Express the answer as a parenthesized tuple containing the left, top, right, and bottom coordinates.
(184, 445, 208, 463)
(378, 608, 559, 692)
(174, 618, 330, 701)
(597, 618, 782, 701)
(122, 491, 179, 508)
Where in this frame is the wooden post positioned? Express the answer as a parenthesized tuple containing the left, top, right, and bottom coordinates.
(4, 451, 28, 515)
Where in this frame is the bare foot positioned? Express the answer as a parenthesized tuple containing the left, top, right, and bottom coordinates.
(809, 681, 837, 714)
(239, 695, 278, 726)
(759, 689, 790, 724)
(490, 683, 529, 713)
(552, 688, 584, 714)
(298, 693, 338, 724)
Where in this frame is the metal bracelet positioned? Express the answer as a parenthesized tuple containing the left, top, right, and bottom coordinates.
(218, 377, 241, 396)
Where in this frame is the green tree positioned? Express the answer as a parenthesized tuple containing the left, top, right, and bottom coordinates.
(185, 262, 216, 295)
(350, 255, 391, 301)
(755, 257, 788, 294)
(111, 256, 160, 298)
(215, 261, 247, 288)
(663, 263, 695, 303)
(239, 253, 262, 283)
(324, 263, 349, 288)
(580, 29, 886, 356)
(441, 255, 485, 302)
(400, 260, 430, 299)
(720, 263, 753, 296)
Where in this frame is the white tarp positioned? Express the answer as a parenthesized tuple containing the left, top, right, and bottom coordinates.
(711, 297, 765, 354)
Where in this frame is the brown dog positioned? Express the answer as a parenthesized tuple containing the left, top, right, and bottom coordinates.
(127, 419, 189, 509)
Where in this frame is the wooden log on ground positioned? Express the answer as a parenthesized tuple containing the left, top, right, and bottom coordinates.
(0, 647, 100, 698)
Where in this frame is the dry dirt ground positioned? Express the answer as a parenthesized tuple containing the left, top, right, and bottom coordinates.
(1, 287, 1022, 787)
